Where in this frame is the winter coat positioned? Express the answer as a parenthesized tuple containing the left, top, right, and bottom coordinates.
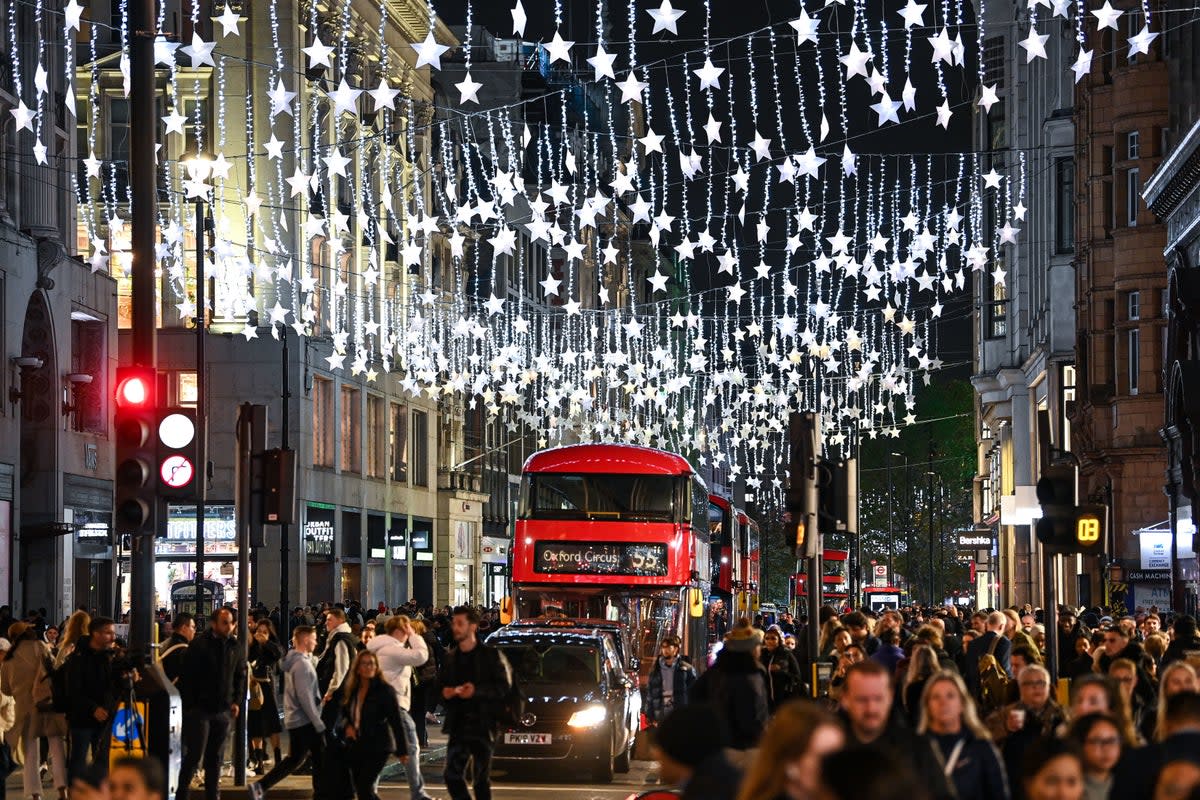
(964, 632, 1012, 698)
(760, 646, 803, 709)
(280, 650, 325, 732)
(326, 678, 408, 756)
(644, 656, 697, 722)
(366, 632, 429, 711)
(840, 712, 955, 800)
(680, 752, 742, 800)
(1, 639, 62, 744)
(160, 633, 189, 684)
(62, 638, 122, 729)
(438, 641, 514, 735)
(923, 731, 1011, 800)
(179, 628, 248, 714)
(1097, 641, 1156, 706)
(688, 649, 769, 749)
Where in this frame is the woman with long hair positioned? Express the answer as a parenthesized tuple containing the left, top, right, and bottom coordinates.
(736, 700, 844, 800)
(1065, 713, 1124, 800)
(1152, 662, 1199, 742)
(54, 611, 89, 669)
(761, 628, 804, 711)
(327, 651, 408, 800)
(247, 619, 284, 775)
(1066, 675, 1140, 745)
(902, 645, 941, 727)
(917, 671, 1010, 800)
(2, 623, 68, 800)
(819, 620, 845, 659)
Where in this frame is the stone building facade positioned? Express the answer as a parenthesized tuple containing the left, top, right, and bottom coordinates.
(1069, 0, 1170, 607)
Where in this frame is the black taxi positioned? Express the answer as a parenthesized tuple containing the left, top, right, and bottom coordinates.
(487, 622, 642, 782)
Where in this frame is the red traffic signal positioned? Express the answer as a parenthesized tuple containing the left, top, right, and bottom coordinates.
(114, 366, 158, 534)
(115, 372, 152, 408)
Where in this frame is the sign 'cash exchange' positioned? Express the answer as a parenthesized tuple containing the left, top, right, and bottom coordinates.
(535, 541, 669, 577)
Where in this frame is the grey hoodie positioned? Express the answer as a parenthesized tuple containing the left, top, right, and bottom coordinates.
(282, 649, 325, 733)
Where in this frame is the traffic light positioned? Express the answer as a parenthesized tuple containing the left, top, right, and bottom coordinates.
(261, 448, 297, 525)
(114, 366, 157, 534)
(156, 407, 198, 498)
(788, 412, 821, 558)
(818, 458, 858, 534)
(1035, 463, 1107, 556)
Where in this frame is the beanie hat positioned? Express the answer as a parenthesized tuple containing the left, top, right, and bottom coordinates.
(654, 704, 725, 766)
(723, 623, 763, 653)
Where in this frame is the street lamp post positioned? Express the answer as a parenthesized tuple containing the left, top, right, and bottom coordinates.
(183, 152, 213, 618)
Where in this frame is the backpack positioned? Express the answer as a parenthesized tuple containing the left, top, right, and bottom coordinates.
(978, 636, 1011, 713)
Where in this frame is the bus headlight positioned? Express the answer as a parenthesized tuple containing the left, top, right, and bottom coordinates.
(567, 705, 608, 728)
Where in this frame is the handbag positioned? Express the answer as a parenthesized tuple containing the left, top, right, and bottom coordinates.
(248, 663, 265, 711)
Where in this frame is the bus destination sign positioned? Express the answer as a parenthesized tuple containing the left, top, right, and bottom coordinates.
(535, 541, 669, 577)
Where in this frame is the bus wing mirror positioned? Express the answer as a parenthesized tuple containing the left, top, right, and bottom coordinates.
(500, 596, 514, 625)
(688, 588, 705, 618)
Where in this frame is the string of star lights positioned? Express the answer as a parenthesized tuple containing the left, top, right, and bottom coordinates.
(40, 0, 1178, 505)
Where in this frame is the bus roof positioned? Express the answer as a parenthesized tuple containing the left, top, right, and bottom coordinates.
(523, 443, 696, 476)
(709, 494, 732, 511)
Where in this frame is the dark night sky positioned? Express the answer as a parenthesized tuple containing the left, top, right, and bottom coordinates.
(434, 0, 978, 374)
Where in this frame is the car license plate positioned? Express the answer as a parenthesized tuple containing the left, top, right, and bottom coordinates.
(504, 733, 551, 745)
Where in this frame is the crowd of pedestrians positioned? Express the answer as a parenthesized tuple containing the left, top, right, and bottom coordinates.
(2, 597, 1199, 800)
(644, 602, 1200, 800)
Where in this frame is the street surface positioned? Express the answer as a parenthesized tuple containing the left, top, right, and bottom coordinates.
(384, 760, 659, 798)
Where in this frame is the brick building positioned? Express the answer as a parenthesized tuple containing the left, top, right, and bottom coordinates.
(1069, 1, 1170, 607)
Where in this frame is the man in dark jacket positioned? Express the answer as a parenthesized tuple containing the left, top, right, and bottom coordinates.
(963, 611, 1012, 699)
(837, 660, 954, 800)
(316, 608, 357, 702)
(645, 635, 697, 723)
(689, 623, 768, 757)
(653, 704, 741, 800)
(1112, 691, 1200, 797)
(65, 617, 124, 783)
(160, 612, 195, 685)
(439, 606, 513, 800)
(176, 608, 247, 800)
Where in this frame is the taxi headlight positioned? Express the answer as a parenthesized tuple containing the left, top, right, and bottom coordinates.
(567, 705, 608, 728)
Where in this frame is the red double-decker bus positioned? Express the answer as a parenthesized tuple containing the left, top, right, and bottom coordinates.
(512, 444, 712, 674)
(794, 549, 850, 609)
(737, 510, 761, 613)
(707, 494, 743, 616)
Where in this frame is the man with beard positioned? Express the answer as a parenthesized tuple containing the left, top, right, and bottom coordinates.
(439, 606, 513, 800)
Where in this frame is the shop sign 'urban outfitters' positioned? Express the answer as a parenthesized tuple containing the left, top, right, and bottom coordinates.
(534, 541, 669, 577)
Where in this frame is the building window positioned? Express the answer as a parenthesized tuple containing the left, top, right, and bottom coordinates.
(411, 409, 429, 487)
(1127, 130, 1140, 160)
(1062, 364, 1076, 453)
(390, 403, 408, 482)
(1128, 291, 1141, 321)
(1128, 328, 1140, 395)
(986, 267, 1008, 339)
(70, 320, 107, 434)
(313, 376, 334, 467)
(1126, 168, 1140, 227)
(982, 36, 1006, 88)
(340, 385, 361, 473)
(1055, 158, 1075, 253)
(366, 394, 385, 478)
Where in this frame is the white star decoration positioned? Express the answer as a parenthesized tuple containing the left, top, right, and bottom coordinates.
(647, 0, 686, 35)
(412, 31, 449, 70)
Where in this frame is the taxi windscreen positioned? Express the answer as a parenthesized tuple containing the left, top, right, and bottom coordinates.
(498, 643, 601, 685)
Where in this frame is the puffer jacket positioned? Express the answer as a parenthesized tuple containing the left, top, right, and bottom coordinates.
(688, 649, 769, 749)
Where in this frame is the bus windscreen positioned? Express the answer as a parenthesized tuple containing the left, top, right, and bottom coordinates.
(521, 474, 678, 521)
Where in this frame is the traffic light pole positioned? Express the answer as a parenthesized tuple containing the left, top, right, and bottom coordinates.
(279, 330, 291, 643)
(195, 198, 208, 619)
(1043, 550, 1058, 681)
(127, 0, 158, 653)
